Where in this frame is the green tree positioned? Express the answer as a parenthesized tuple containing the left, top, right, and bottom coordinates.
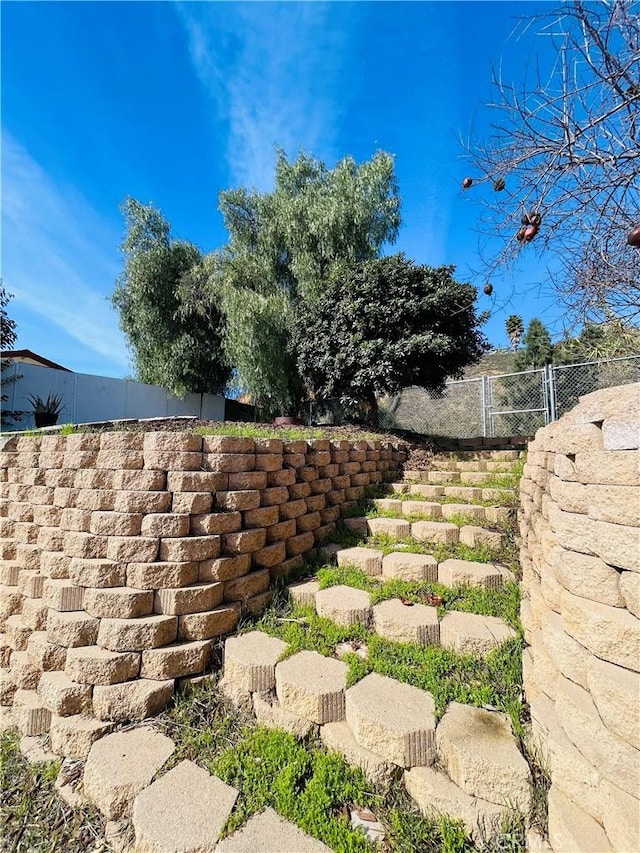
(1, 282, 23, 427)
(185, 150, 401, 416)
(515, 319, 553, 370)
(505, 315, 524, 351)
(112, 198, 230, 398)
(292, 254, 488, 425)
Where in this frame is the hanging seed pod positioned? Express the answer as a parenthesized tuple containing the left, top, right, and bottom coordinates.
(521, 211, 542, 227)
(627, 225, 640, 247)
(462, 177, 473, 189)
(483, 282, 494, 296)
(516, 226, 527, 243)
(493, 178, 506, 192)
(524, 224, 538, 242)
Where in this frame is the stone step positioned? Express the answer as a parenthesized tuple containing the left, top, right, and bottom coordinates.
(436, 702, 531, 812)
(400, 501, 443, 520)
(440, 611, 517, 656)
(37, 671, 92, 716)
(252, 692, 314, 739)
(223, 631, 287, 692)
(438, 559, 503, 590)
(372, 598, 439, 645)
(315, 585, 372, 626)
(440, 503, 487, 523)
(366, 517, 411, 538)
(412, 521, 459, 545)
(345, 672, 436, 767)
(92, 678, 174, 723)
(216, 807, 332, 852)
(320, 721, 396, 790)
(275, 650, 347, 724)
(50, 713, 114, 759)
(83, 727, 176, 819)
(336, 546, 383, 576)
(405, 765, 508, 843)
(459, 526, 503, 550)
(381, 552, 437, 582)
(288, 578, 320, 607)
(132, 759, 238, 853)
(65, 645, 141, 685)
(12, 688, 52, 736)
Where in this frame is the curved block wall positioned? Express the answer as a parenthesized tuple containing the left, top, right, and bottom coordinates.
(0, 431, 403, 750)
(519, 383, 639, 853)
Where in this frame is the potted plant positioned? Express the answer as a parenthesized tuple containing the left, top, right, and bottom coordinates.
(28, 393, 65, 428)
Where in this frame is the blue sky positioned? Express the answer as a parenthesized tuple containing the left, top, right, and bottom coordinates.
(2, 1, 561, 379)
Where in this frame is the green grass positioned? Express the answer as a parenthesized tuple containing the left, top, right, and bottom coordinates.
(0, 730, 106, 852)
(193, 424, 326, 441)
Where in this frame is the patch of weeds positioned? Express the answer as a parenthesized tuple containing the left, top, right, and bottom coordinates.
(254, 603, 369, 658)
(442, 582, 522, 631)
(432, 542, 498, 564)
(58, 423, 80, 435)
(193, 424, 325, 440)
(380, 787, 474, 853)
(212, 727, 376, 851)
(522, 741, 551, 838)
(0, 730, 106, 852)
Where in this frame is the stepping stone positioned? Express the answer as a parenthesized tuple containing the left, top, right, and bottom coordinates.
(49, 714, 114, 759)
(276, 650, 347, 724)
(316, 543, 343, 564)
(252, 692, 315, 739)
(132, 760, 238, 853)
(440, 503, 486, 522)
(401, 501, 442, 520)
(92, 678, 174, 723)
(83, 727, 175, 819)
(373, 499, 403, 513)
(427, 471, 460, 484)
(337, 547, 383, 577)
(373, 599, 439, 645)
(438, 559, 503, 590)
(346, 673, 436, 767)
(216, 808, 331, 852)
(485, 506, 512, 523)
(0, 706, 15, 732)
(382, 552, 437, 582)
(409, 484, 444, 498)
(436, 702, 531, 812)
(288, 579, 320, 608)
(388, 482, 410, 493)
(315, 585, 372, 626)
(224, 631, 287, 692)
(19, 735, 59, 765)
(460, 472, 495, 485)
(459, 526, 502, 550)
(412, 521, 459, 545)
(320, 721, 396, 790)
(440, 611, 516, 656)
(12, 689, 51, 736)
(405, 765, 507, 842)
(403, 470, 424, 482)
(443, 486, 483, 501)
(367, 517, 411, 538)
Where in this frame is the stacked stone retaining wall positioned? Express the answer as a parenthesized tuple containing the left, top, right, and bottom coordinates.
(0, 432, 404, 742)
(519, 383, 639, 853)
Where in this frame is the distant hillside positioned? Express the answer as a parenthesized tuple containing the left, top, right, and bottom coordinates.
(463, 350, 517, 378)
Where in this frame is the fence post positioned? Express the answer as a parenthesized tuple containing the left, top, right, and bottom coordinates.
(481, 375, 488, 437)
(546, 364, 557, 423)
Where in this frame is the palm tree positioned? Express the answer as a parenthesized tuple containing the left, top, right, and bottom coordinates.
(505, 315, 524, 351)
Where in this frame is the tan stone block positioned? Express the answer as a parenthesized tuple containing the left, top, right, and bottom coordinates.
(26, 632, 67, 671)
(65, 645, 140, 685)
(216, 490, 261, 511)
(69, 557, 125, 588)
(178, 603, 240, 640)
(548, 476, 588, 514)
(49, 713, 113, 759)
(254, 453, 282, 472)
(191, 512, 241, 535)
(547, 721, 602, 823)
(286, 531, 314, 557)
(39, 552, 71, 579)
(172, 492, 213, 514)
(283, 453, 305, 469)
(587, 655, 640, 750)
(540, 609, 590, 689)
(113, 490, 172, 513)
(320, 507, 340, 525)
(261, 468, 293, 489)
(38, 671, 91, 716)
(140, 640, 211, 680)
(554, 548, 624, 606)
(166, 471, 226, 492)
(143, 433, 202, 452)
(297, 512, 321, 533)
(144, 450, 202, 470)
(97, 615, 177, 652)
(438, 559, 503, 590)
(5, 616, 31, 651)
(254, 541, 286, 568)
(279, 499, 309, 523)
(32, 505, 63, 526)
(224, 631, 287, 691)
(12, 689, 51, 736)
(9, 650, 41, 689)
(95, 449, 144, 470)
(599, 779, 640, 853)
(75, 469, 115, 489)
(256, 438, 284, 454)
(243, 505, 279, 528)
(127, 562, 198, 589)
(13, 521, 38, 543)
(158, 536, 220, 562)
(310, 478, 332, 494)
(253, 693, 314, 739)
(225, 471, 267, 491)
(548, 505, 598, 555)
(276, 650, 347, 724)
(0, 560, 19, 585)
(36, 526, 65, 552)
(266, 519, 297, 542)
(106, 536, 158, 563)
(203, 452, 255, 473)
(202, 436, 254, 454)
(18, 570, 45, 598)
(64, 531, 108, 559)
(112, 470, 166, 491)
(573, 450, 639, 486)
(20, 598, 48, 631)
(84, 587, 154, 619)
(47, 610, 99, 648)
(619, 570, 640, 618)
(547, 785, 612, 853)
(64, 433, 100, 451)
(412, 520, 459, 545)
(140, 513, 189, 538)
(154, 583, 223, 616)
(42, 578, 84, 611)
(594, 518, 640, 571)
(221, 528, 266, 555)
(555, 673, 639, 797)
(261, 486, 290, 505)
(90, 511, 143, 536)
(223, 568, 270, 601)
(63, 450, 98, 469)
(198, 554, 251, 582)
(93, 678, 174, 722)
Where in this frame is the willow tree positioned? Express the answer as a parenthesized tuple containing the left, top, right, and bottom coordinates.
(112, 198, 230, 398)
(464, 1, 640, 325)
(184, 150, 401, 416)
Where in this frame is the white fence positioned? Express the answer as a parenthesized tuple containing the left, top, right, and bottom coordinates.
(1, 362, 225, 431)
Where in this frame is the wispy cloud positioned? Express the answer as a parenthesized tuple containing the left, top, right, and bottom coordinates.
(1, 131, 129, 371)
(176, 2, 356, 190)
